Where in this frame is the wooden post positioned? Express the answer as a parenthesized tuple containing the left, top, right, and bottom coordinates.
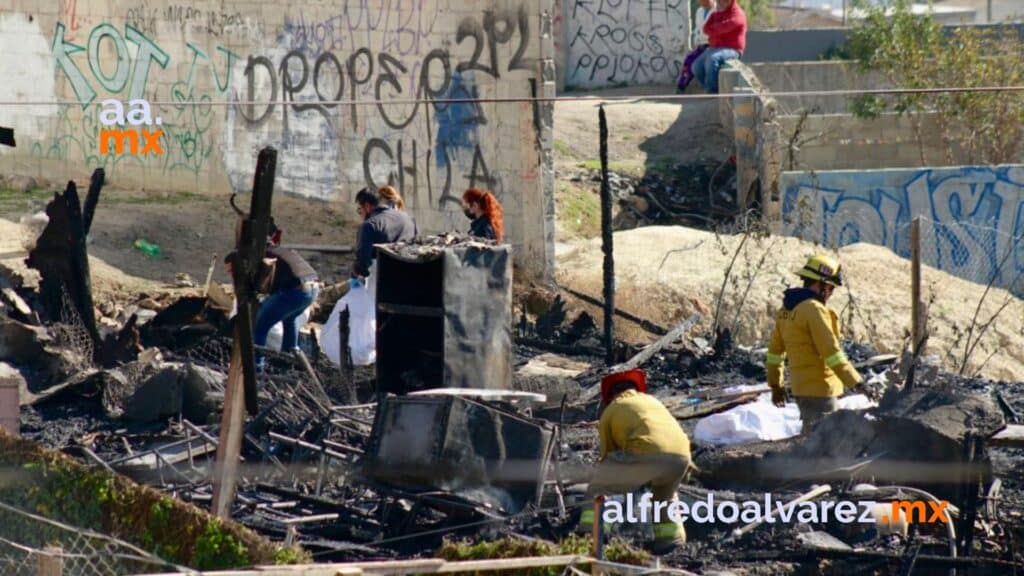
(911, 218, 923, 358)
(212, 147, 277, 519)
(599, 105, 615, 365)
(592, 495, 605, 560)
(37, 546, 63, 576)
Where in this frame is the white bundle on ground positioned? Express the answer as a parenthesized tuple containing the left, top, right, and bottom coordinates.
(322, 276, 377, 366)
(693, 390, 876, 446)
(228, 301, 310, 353)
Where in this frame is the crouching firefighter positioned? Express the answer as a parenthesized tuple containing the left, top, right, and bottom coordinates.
(765, 254, 864, 430)
(578, 369, 692, 553)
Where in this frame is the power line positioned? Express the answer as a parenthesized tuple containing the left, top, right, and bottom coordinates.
(2, 84, 1024, 108)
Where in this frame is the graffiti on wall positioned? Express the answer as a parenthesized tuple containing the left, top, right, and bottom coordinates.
(125, 3, 259, 39)
(33, 1, 542, 244)
(565, 0, 687, 89)
(782, 166, 1024, 294)
(224, 3, 535, 207)
(35, 21, 238, 177)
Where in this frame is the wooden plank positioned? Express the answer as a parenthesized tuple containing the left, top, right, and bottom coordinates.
(409, 388, 547, 403)
(138, 556, 595, 576)
(212, 341, 246, 518)
(377, 303, 444, 318)
(280, 243, 354, 254)
(989, 425, 1024, 447)
(581, 313, 703, 402)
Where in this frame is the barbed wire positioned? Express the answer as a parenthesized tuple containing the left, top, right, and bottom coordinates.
(3, 84, 1024, 108)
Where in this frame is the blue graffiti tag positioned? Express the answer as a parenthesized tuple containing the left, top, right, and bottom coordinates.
(781, 166, 1024, 294)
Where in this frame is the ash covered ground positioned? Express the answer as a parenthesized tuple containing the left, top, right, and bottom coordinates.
(13, 291, 1024, 575)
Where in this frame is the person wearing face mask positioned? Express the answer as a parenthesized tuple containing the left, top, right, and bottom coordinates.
(461, 188, 504, 242)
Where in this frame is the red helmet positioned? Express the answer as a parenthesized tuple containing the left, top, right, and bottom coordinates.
(600, 369, 647, 404)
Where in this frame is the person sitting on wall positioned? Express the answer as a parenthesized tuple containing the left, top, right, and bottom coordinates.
(462, 188, 505, 242)
(677, 0, 715, 93)
(692, 0, 747, 95)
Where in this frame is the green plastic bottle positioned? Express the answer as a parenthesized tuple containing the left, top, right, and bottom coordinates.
(134, 239, 162, 257)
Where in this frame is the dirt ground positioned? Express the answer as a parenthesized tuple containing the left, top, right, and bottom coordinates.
(0, 187, 362, 291)
(552, 86, 730, 241)
(557, 226, 1024, 382)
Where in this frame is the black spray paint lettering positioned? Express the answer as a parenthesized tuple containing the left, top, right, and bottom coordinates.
(364, 139, 488, 209)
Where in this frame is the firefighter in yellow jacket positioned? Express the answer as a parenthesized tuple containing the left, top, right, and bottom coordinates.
(579, 369, 691, 553)
(766, 254, 864, 429)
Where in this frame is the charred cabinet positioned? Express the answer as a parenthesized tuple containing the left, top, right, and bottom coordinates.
(375, 244, 512, 395)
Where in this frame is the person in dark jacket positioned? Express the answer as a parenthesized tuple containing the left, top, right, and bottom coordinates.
(227, 222, 320, 353)
(462, 188, 504, 242)
(352, 188, 416, 280)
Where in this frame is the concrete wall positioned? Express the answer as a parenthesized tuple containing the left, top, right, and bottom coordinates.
(744, 23, 1024, 64)
(776, 112, 969, 173)
(744, 28, 849, 63)
(560, 0, 689, 90)
(781, 165, 1024, 293)
(718, 60, 774, 210)
(0, 1, 556, 279)
(747, 61, 888, 114)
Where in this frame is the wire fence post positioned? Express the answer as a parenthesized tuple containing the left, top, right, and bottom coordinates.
(37, 546, 63, 576)
(911, 217, 923, 376)
(599, 105, 615, 365)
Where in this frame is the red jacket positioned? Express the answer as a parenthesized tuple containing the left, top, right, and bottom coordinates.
(704, 1, 747, 52)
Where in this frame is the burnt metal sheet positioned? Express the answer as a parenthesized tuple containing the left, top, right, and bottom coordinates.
(375, 243, 512, 395)
(442, 246, 512, 391)
(362, 395, 555, 514)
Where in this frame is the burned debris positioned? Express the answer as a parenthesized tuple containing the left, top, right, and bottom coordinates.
(1, 156, 1022, 575)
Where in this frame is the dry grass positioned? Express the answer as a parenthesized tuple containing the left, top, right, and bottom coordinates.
(557, 226, 1024, 381)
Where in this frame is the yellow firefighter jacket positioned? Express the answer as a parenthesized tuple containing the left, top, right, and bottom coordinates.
(598, 389, 691, 460)
(766, 288, 863, 398)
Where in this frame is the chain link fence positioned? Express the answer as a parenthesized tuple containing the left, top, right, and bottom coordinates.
(0, 501, 188, 576)
(899, 216, 1024, 379)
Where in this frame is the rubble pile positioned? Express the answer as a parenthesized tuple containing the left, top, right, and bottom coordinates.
(567, 159, 739, 231)
(1, 176, 1023, 574)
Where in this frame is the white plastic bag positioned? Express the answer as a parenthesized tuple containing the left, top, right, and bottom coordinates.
(693, 392, 876, 446)
(266, 309, 310, 352)
(322, 283, 376, 366)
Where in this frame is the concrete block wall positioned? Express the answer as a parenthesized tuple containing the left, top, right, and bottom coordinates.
(775, 112, 964, 173)
(746, 61, 889, 114)
(560, 0, 689, 90)
(0, 0, 556, 280)
(718, 60, 775, 210)
(780, 165, 1024, 294)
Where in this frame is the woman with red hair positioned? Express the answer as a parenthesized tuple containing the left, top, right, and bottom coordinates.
(462, 188, 504, 242)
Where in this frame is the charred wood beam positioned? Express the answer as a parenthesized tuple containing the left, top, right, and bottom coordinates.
(213, 146, 278, 519)
(26, 180, 101, 362)
(82, 168, 105, 236)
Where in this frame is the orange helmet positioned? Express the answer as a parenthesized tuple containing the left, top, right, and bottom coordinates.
(600, 369, 647, 404)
